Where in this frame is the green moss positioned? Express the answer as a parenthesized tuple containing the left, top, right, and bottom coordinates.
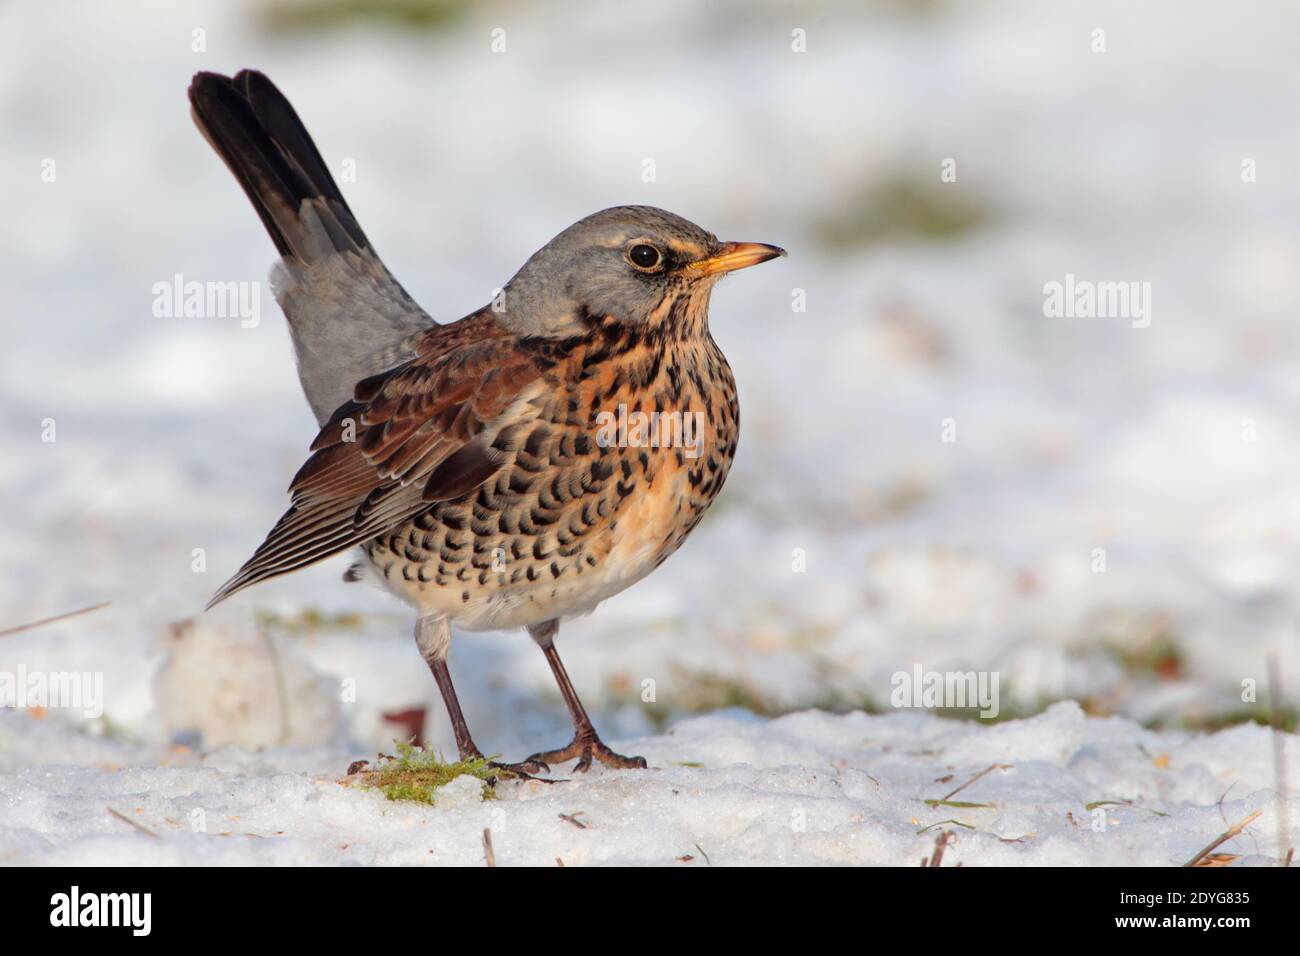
(1109, 635, 1184, 680)
(814, 174, 989, 249)
(1176, 707, 1300, 734)
(630, 669, 784, 730)
(365, 743, 499, 805)
(917, 699, 1059, 725)
(255, 606, 366, 638)
(1089, 609, 1185, 679)
(597, 626, 1288, 735)
(606, 662, 887, 732)
(262, 0, 476, 33)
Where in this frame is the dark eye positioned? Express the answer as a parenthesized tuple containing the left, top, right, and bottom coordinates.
(628, 243, 662, 270)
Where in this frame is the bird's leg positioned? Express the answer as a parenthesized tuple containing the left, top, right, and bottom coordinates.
(525, 620, 648, 772)
(415, 616, 546, 779)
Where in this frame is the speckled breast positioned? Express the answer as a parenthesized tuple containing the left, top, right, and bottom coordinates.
(363, 319, 739, 630)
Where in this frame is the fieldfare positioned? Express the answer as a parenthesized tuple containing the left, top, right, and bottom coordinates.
(189, 70, 784, 774)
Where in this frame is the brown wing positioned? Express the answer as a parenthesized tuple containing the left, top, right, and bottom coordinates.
(207, 329, 546, 608)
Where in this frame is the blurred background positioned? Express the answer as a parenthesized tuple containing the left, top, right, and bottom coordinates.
(3, 0, 1299, 768)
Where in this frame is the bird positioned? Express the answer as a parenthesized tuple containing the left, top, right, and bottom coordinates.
(188, 70, 784, 775)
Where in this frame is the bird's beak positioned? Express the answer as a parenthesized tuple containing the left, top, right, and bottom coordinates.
(682, 241, 787, 278)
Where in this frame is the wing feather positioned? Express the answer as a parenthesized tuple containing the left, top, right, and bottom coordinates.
(207, 327, 546, 608)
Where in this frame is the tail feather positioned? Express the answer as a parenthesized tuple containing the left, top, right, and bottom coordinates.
(188, 69, 434, 425)
(188, 70, 367, 259)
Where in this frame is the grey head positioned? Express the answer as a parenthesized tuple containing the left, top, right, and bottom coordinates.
(496, 205, 784, 338)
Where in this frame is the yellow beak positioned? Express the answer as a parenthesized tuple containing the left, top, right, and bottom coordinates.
(682, 241, 787, 278)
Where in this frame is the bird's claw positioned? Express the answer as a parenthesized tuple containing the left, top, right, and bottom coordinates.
(527, 735, 648, 772)
(484, 757, 556, 783)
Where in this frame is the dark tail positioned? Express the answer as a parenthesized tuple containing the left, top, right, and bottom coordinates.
(188, 70, 369, 259)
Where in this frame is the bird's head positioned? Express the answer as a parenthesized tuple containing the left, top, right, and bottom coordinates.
(497, 205, 784, 338)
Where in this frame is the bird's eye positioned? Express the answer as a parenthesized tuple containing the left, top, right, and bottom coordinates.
(627, 243, 663, 270)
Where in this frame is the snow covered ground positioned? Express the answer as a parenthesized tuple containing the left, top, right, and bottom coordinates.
(2, 0, 1299, 865)
(3, 702, 1296, 866)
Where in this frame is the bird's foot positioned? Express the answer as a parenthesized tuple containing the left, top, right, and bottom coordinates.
(483, 756, 554, 783)
(527, 734, 648, 772)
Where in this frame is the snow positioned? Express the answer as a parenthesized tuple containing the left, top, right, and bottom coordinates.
(2, 0, 1300, 865)
(2, 702, 1295, 866)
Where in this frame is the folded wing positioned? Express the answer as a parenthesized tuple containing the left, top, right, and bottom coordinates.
(207, 326, 546, 608)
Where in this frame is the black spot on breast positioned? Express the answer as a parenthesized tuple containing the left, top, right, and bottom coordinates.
(524, 427, 547, 457)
